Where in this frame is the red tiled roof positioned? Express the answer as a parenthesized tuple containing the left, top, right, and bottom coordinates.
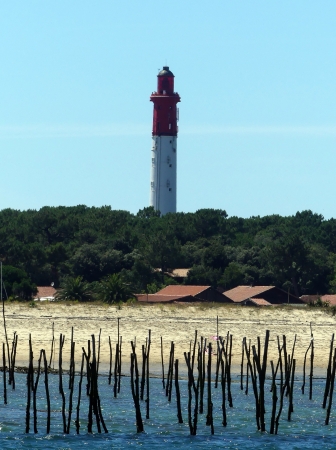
(300, 295, 336, 306)
(136, 294, 194, 303)
(300, 295, 320, 304)
(249, 298, 272, 306)
(224, 286, 274, 303)
(321, 295, 336, 306)
(34, 286, 57, 299)
(156, 285, 211, 296)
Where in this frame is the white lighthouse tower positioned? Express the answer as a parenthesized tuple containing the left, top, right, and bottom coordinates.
(150, 66, 180, 215)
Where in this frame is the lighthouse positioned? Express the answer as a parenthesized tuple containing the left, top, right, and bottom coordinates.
(150, 66, 180, 215)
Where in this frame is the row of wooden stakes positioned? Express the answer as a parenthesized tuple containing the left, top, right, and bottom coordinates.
(1, 318, 336, 435)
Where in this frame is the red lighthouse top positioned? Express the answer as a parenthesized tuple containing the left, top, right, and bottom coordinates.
(150, 66, 180, 136)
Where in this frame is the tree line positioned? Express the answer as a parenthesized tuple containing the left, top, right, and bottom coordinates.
(0, 205, 336, 300)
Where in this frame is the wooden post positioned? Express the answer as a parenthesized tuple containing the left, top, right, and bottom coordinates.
(269, 361, 277, 434)
(184, 351, 199, 435)
(219, 346, 227, 426)
(323, 334, 335, 409)
(215, 338, 220, 389)
(10, 332, 18, 390)
(252, 330, 269, 432)
(301, 340, 312, 395)
(240, 337, 245, 391)
(49, 321, 55, 368)
(168, 342, 174, 402)
(25, 334, 33, 434)
(33, 350, 43, 434)
(76, 351, 85, 434)
(130, 352, 144, 433)
(199, 337, 205, 414)
(259, 330, 270, 432)
(309, 324, 314, 400)
(97, 328, 102, 376)
(2, 342, 6, 405)
(108, 336, 112, 385)
(68, 327, 74, 390)
(325, 348, 336, 425)
(166, 341, 173, 398)
(287, 359, 296, 421)
(275, 335, 292, 434)
(140, 344, 146, 400)
(215, 316, 219, 388)
(67, 341, 76, 434)
(86, 339, 91, 396)
(227, 333, 233, 407)
(118, 336, 122, 394)
(160, 336, 165, 389)
(245, 339, 250, 395)
(113, 342, 119, 398)
(174, 359, 183, 423)
(146, 330, 151, 419)
(42, 350, 51, 434)
(59, 333, 66, 433)
(206, 343, 214, 434)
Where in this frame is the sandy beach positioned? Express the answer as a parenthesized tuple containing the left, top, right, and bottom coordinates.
(2, 302, 335, 376)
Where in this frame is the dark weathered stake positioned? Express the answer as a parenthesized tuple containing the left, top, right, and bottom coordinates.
(219, 347, 227, 427)
(240, 337, 245, 391)
(227, 333, 233, 408)
(140, 343, 146, 400)
(49, 321, 55, 369)
(323, 333, 335, 409)
(160, 336, 165, 389)
(76, 351, 85, 434)
(206, 343, 214, 434)
(269, 361, 277, 434)
(118, 336, 122, 394)
(325, 348, 336, 425)
(66, 341, 76, 434)
(168, 342, 174, 402)
(130, 352, 144, 433)
(166, 341, 174, 399)
(58, 333, 66, 433)
(97, 328, 102, 376)
(42, 350, 51, 434)
(146, 330, 151, 419)
(245, 339, 251, 395)
(2, 342, 6, 405)
(174, 359, 183, 423)
(287, 359, 296, 421)
(33, 350, 43, 434)
(309, 326, 314, 400)
(25, 334, 33, 434)
(10, 332, 18, 390)
(108, 336, 112, 385)
(199, 337, 205, 414)
(68, 327, 74, 390)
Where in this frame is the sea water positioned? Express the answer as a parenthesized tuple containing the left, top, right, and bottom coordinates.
(0, 373, 335, 449)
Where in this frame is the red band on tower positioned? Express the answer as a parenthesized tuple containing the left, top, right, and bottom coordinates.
(150, 66, 180, 136)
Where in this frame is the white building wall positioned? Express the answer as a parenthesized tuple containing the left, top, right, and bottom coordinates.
(150, 135, 177, 215)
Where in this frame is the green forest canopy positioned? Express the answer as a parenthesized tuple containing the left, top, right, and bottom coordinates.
(1, 205, 336, 299)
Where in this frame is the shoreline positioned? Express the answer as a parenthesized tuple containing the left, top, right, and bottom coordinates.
(1, 301, 335, 375)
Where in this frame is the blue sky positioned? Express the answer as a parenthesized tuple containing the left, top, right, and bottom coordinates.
(1, 1, 336, 218)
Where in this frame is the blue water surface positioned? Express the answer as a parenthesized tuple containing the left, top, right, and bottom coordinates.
(0, 372, 335, 449)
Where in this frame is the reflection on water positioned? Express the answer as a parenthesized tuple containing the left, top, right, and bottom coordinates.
(0, 373, 335, 449)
